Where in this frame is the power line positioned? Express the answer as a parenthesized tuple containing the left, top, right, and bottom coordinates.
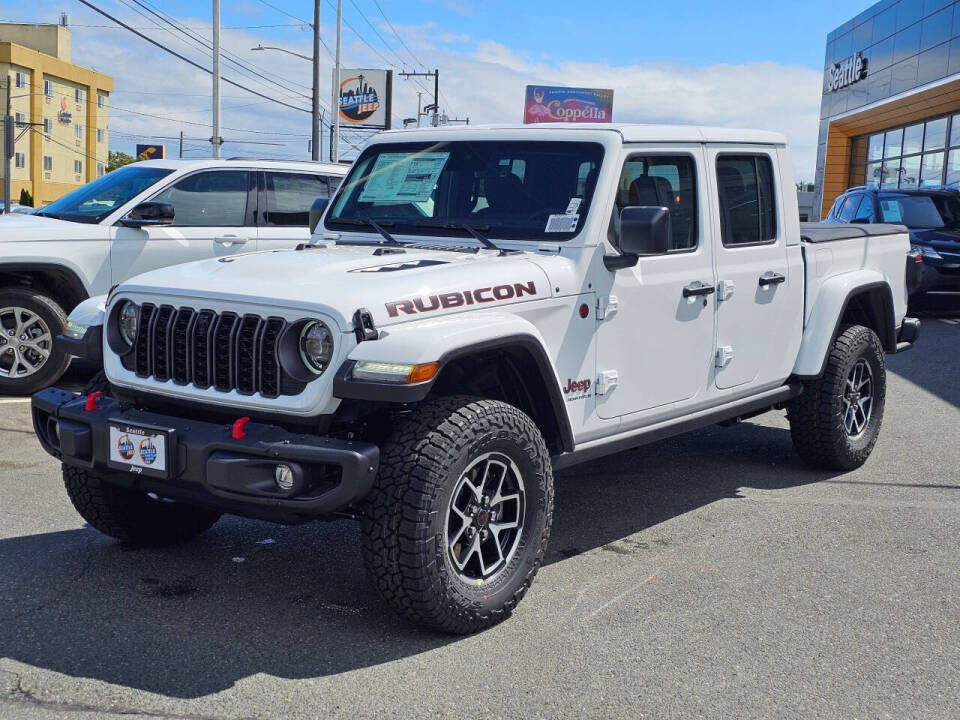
(254, 0, 311, 26)
(75, 0, 314, 116)
(346, 0, 408, 69)
(66, 22, 306, 29)
(371, 0, 425, 69)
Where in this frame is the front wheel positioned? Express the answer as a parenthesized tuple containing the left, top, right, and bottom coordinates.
(360, 396, 554, 634)
(788, 324, 886, 470)
(0, 288, 71, 395)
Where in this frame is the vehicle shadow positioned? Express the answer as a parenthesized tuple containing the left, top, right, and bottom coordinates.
(889, 292, 960, 409)
(0, 420, 831, 698)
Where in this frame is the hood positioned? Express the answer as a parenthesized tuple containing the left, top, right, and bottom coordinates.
(0, 212, 108, 242)
(911, 227, 960, 250)
(117, 243, 555, 331)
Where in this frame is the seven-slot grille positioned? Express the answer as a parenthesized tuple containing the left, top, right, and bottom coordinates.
(127, 303, 289, 397)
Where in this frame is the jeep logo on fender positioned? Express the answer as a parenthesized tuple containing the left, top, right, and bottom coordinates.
(563, 377, 591, 400)
(385, 281, 537, 318)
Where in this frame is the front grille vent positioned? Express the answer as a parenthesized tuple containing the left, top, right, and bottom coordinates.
(124, 304, 289, 397)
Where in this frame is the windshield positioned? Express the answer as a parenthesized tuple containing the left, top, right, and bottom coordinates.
(326, 140, 604, 241)
(879, 194, 960, 229)
(36, 165, 174, 224)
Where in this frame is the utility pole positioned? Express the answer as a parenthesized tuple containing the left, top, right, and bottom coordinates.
(179, 131, 184, 158)
(399, 70, 440, 126)
(211, 0, 222, 158)
(311, 0, 320, 161)
(330, 0, 342, 163)
(3, 81, 11, 213)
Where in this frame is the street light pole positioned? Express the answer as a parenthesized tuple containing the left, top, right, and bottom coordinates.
(211, 0, 221, 158)
(331, 0, 342, 163)
(311, 0, 320, 161)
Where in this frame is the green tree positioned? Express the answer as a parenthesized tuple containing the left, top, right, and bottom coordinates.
(18, 188, 33, 207)
(106, 150, 137, 172)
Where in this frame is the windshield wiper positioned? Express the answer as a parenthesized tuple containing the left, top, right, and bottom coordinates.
(414, 221, 506, 255)
(328, 217, 401, 246)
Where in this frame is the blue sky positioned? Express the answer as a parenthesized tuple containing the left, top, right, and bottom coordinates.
(2, 0, 881, 180)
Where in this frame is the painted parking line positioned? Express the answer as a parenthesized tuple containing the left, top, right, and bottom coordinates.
(0, 398, 31, 404)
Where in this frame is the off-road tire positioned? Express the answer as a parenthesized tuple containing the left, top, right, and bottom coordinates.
(0, 287, 71, 395)
(63, 465, 221, 546)
(360, 396, 554, 634)
(788, 324, 886, 470)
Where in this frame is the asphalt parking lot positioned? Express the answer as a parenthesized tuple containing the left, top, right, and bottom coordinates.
(1, 297, 958, 720)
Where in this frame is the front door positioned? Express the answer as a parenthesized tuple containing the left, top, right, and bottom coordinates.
(709, 150, 802, 390)
(596, 148, 716, 421)
(110, 169, 255, 283)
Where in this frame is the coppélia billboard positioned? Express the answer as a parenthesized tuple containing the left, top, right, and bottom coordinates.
(523, 85, 614, 124)
(336, 69, 393, 129)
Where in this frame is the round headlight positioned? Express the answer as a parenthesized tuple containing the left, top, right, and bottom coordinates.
(299, 321, 334, 374)
(118, 301, 139, 346)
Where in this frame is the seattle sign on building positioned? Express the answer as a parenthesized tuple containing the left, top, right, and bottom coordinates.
(827, 52, 868, 92)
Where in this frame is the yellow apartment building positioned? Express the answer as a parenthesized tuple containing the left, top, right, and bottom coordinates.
(0, 23, 112, 206)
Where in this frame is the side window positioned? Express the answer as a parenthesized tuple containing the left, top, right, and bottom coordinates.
(853, 196, 875, 222)
(152, 171, 250, 227)
(614, 155, 698, 251)
(263, 172, 328, 226)
(837, 195, 859, 222)
(716, 155, 777, 246)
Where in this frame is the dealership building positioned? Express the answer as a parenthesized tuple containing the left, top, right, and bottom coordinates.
(813, 0, 960, 218)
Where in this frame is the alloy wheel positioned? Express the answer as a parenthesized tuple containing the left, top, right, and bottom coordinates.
(0, 307, 53, 379)
(842, 358, 874, 437)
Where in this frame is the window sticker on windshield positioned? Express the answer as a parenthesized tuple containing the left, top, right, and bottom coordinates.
(565, 197, 582, 215)
(358, 152, 450, 204)
(880, 200, 902, 222)
(545, 214, 579, 232)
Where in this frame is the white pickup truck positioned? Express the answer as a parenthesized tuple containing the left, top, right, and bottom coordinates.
(0, 158, 346, 394)
(32, 124, 918, 634)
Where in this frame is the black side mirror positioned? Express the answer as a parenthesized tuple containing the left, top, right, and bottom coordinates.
(119, 201, 175, 228)
(605, 206, 671, 270)
(309, 197, 330, 234)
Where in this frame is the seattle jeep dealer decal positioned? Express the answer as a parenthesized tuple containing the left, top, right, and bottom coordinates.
(385, 281, 537, 317)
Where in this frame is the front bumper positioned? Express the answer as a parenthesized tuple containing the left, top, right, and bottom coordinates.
(32, 387, 379, 523)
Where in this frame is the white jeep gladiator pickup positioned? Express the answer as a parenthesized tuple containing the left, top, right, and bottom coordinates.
(32, 124, 919, 634)
(0, 158, 346, 394)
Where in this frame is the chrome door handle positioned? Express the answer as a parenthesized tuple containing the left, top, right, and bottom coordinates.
(215, 235, 249, 247)
(682, 281, 716, 297)
(758, 271, 786, 287)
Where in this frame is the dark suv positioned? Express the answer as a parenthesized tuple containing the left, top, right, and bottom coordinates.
(825, 186, 960, 295)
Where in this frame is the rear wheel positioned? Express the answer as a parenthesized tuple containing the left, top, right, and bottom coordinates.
(64, 466, 221, 546)
(0, 288, 70, 395)
(360, 396, 554, 634)
(788, 324, 886, 470)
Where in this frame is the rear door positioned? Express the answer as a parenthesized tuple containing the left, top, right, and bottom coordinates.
(257, 171, 331, 251)
(111, 169, 255, 282)
(709, 149, 802, 390)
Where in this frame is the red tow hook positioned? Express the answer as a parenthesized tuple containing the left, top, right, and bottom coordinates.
(232, 416, 251, 440)
(84, 391, 104, 412)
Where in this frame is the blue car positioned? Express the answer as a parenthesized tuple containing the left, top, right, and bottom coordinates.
(825, 186, 960, 295)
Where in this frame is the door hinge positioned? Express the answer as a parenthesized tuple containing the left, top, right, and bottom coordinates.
(596, 295, 619, 320)
(596, 370, 619, 395)
(717, 279, 735, 301)
(715, 346, 734, 368)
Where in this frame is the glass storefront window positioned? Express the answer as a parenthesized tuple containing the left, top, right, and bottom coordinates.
(946, 149, 960, 186)
(881, 159, 901, 188)
(902, 124, 924, 155)
(884, 128, 903, 157)
(900, 155, 921, 187)
(868, 134, 884, 161)
(920, 152, 944, 187)
(865, 162, 882, 187)
(923, 118, 947, 151)
(951, 115, 960, 148)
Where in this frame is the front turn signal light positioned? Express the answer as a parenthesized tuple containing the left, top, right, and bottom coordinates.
(352, 360, 440, 384)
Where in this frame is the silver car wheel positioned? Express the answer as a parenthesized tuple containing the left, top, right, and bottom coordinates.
(0, 306, 53, 379)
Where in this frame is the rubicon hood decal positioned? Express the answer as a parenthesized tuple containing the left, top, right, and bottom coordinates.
(386, 281, 538, 317)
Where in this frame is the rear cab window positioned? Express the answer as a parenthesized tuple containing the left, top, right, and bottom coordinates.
(716, 154, 777, 246)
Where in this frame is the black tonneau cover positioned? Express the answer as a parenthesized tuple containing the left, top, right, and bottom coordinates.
(800, 222, 908, 243)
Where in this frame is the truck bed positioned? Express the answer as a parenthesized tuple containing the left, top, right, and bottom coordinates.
(799, 222, 908, 243)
